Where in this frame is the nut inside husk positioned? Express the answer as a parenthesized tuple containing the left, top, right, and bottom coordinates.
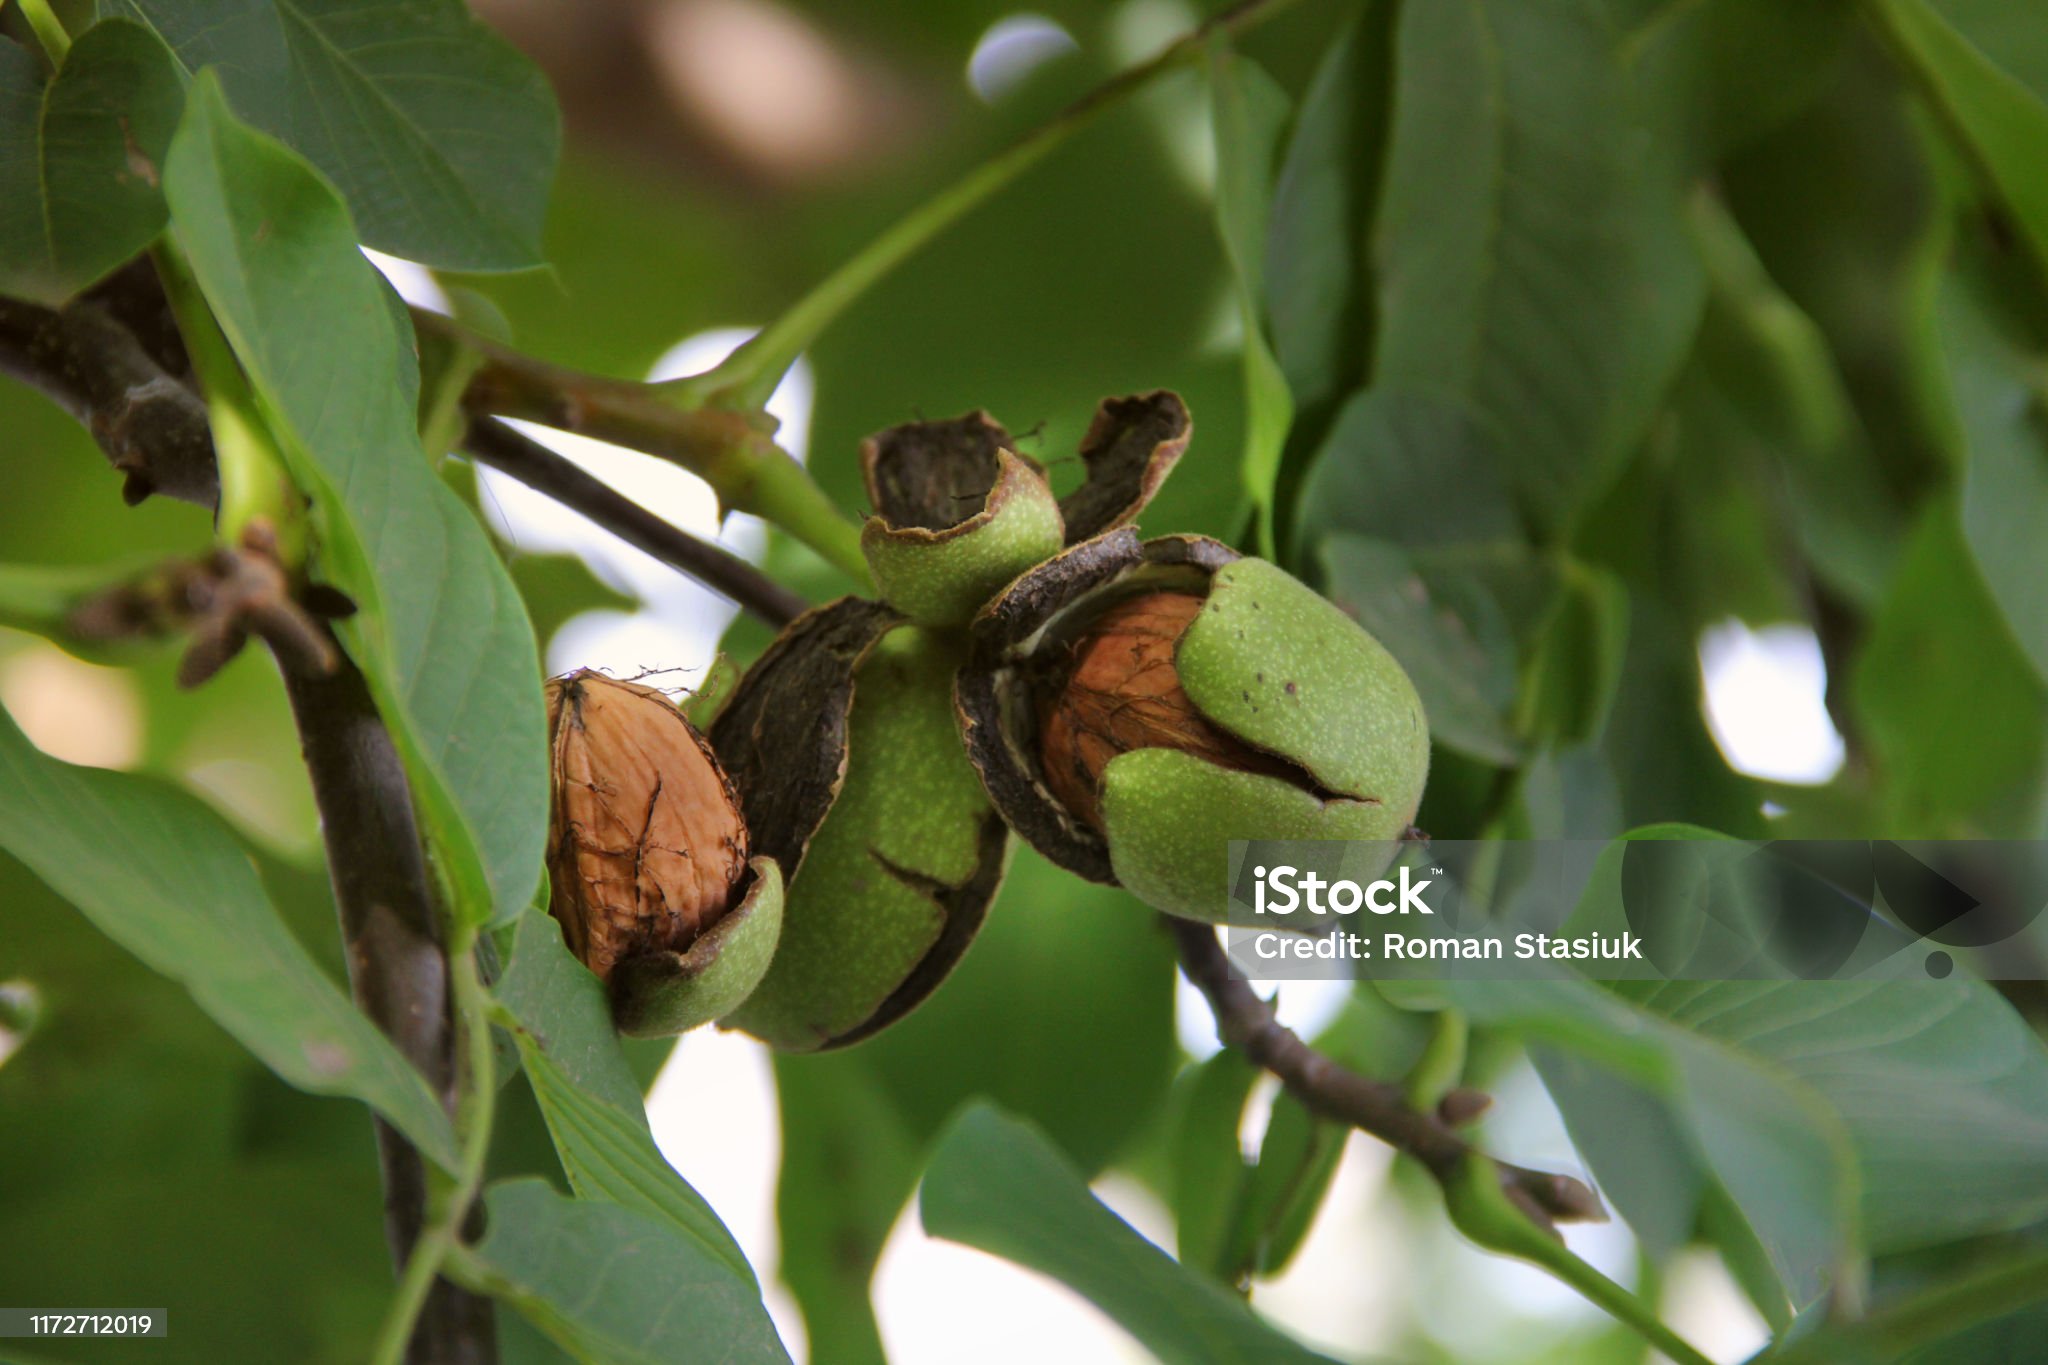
(1038, 591, 1290, 828)
(956, 529, 1238, 883)
(957, 532, 1431, 916)
(546, 670, 750, 981)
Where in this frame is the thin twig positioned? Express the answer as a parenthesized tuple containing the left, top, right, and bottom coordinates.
(462, 417, 808, 629)
(1166, 918, 1604, 1232)
(680, 0, 1310, 410)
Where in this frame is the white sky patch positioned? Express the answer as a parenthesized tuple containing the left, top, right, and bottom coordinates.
(471, 329, 813, 689)
(362, 248, 449, 313)
(1698, 620, 1846, 785)
(967, 14, 1078, 103)
(873, 1178, 1157, 1365)
(645, 1028, 808, 1357)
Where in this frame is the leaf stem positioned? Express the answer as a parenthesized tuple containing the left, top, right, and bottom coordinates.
(370, 934, 498, 1365)
(151, 242, 303, 559)
(16, 0, 69, 64)
(1442, 1154, 1714, 1365)
(672, 0, 1309, 411)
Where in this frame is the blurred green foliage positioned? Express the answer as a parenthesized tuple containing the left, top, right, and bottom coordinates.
(4, 0, 2048, 1361)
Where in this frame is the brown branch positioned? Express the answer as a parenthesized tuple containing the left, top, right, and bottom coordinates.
(279, 640, 497, 1365)
(0, 292, 217, 508)
(462, 416, 808, 629)
(1167, 918, 1605, 1235)
(412, 307, 770, 497)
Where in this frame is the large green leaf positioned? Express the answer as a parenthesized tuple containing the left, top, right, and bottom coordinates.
(1425, 844, 2048, 1312)
(466, 1179, 791, 1365)
(1875, 0, 2048, 280)
(1619, 0, 1856, 168)
(492, 910, 757, 1285)
(0, 703, 458, 1171)
(921, 1103, 1341, 1365)
(103, 0, 556, 269)
(1207, 38, 1294, 530)
(1263, 3, 1390, 419)
(1372, 0, 1703, 531)
(1939, 273, 2048, 685)
(1321, 534, 1524, 766)
(1851, 502, 2048, 835)
(0, 21, 183, 304)
(163, 76, 548, 925)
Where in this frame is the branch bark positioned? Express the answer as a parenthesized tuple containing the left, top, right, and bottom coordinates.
(1167, 918, 1605, 1234)
(280, 649, 497, 1365)
(463, 416, 807, 628)
(0, 292, 217, 508)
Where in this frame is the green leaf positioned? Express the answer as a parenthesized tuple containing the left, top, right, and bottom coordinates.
(1207, 38, 1295, 529)
(1169, 1049, 1258, 1277)
(1321, 534, 1524, 766)
(465, 1179, 791, 1365)
(0, 21, 183, 304)
(104, 0, 557, 269)
(1222, 1092, 1344, 1282)
(1296, 388, 1523, 552)
(1373, 0, 1704, 531)
(515, 1045, 756, 1287)
(1874, 0, 2048, 281)
(492, 908, 643, 1116)
(920, 1103, 1340, 1365)
(492, 910, 757, 1286)
(1518, 559, 1629, 748)
(1851, 501, 2048, 835)
(1400, 972, 1855, 1312)
(163, 75, 548, 925)
(1435, 842, 2048, 1312)
(0, 702, 458, 1171)
(1263, 2, 1391, 414)
(772, 1052, 918, 1364)
(1620, 0, 1856, 168)
(507, 552, 637, 654)
(1940, 272, 2048, 685)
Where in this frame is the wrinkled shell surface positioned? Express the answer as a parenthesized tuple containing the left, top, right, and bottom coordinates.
(546, 671, 748, 981)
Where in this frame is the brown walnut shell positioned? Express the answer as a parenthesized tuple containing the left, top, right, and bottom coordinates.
(545, 670, 748, 981)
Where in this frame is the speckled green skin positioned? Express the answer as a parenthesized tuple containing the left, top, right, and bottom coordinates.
(611, 856, 783, 1038)
(1099, 557, 1430, 920)
(862, 451, 1065, 626)
(725, 626, 1001, 1050)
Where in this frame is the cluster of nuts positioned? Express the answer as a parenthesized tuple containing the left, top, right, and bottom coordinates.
(543, 392, 1430, 1049)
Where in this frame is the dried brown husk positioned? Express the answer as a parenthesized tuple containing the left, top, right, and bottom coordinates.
(546, 670, 748, 981)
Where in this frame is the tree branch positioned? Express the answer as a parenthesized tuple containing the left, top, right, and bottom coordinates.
(413, 308, 872, 586)
(1166, 918, 1605, 1234)
(462, 416, 807, 628)
(279, 644, 496, 1365)
(0, 292, 217, 509)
